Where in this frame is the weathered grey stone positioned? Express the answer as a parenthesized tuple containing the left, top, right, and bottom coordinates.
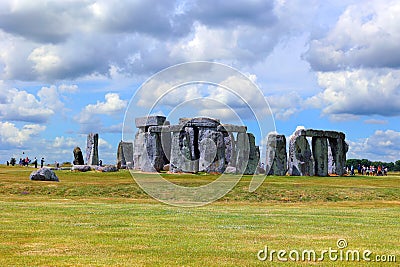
(71, 165, 92, 172)
(170, 128, 199, 173)
(93, 165, 118, 172)
(328, 137, 348, 176)
(224, 166, 237, 174)
(217, 124, 247, 133)
(135, 116, 166, 128)
(288, 128, 347, 176)
(236, 132, 250, 174)
(117, 141, 133, 169)
(312, 137, 328, 176)
(182, 117, 220, 128)
(133, 131, 146, 171)
(142, 132, 166, 172)
(133, 116, 265, 175)
(265, 133, 287, 176)
(288, 131, 314, 176)
(303, 129, 345, 140)
(244, 134, 259, 175)
(73, 146, 84, 165)
(257, 166, 266, 174)
(223, 132, 235, 167)
(30, 168, 59, 182)
(163, 164, 170, 171)
(86, 133, 99, 165)
(198, 128, 225, 173)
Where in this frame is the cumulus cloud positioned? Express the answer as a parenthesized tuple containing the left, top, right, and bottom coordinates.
(305, 0, 400, 71)
(347, 129, 400, 162)
(0, 88, 54, 123)
(0, 121, 45, 147)
(82, 93, 127, 116)
(0, 84, 77, 123)
(0, 0, 314, 81)
(267, 92, 304, 120)
(306, 69, 400, 118)
(76, 93, 127, 133)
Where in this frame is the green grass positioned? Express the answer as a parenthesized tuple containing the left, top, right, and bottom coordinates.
(0, 166, 399, 266)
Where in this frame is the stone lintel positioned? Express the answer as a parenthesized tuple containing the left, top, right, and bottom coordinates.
(135, 116, 166, 128)
(299, 129, 345, 139)
(148, 125, 191, 132)
(179, 117, 220, 128)
(217, 124, 247, 133)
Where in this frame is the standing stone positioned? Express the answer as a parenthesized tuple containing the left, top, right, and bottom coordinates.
(312, 137, 328, 176)
(236, 132, 250, 174)
(133, 128, 146, 171)
(223, 132, 235, 167)
(288, 130, 314, 176)
(86, 133, 99, 165)
(170, 127, 199, 173)
(244, 133, 259, 175)
(329, 137, 348, 176)
(198, 129, 225, 173)
(133, 116, 169, 172)
(117, 141, 133, 169)
(265, 133, 287, 176)
(73, 147, 84, 165)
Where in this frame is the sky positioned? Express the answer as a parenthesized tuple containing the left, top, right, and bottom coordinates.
(0, 0, 399, 165)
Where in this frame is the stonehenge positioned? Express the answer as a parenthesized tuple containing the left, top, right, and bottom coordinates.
(287, 128, 348, 176)
(131, 116, 260, 174)
(107, 116, 347, 177)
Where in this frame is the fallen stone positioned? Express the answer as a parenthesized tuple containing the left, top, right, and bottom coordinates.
(71, 165, 92, 172)
(30, 168, 59, 182)
(163, 164, 170, 171)
(93, 165, 118, 172)
(224, 166, 237, 174)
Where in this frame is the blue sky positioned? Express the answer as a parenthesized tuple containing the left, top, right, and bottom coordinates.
(0, 0, 399, 165)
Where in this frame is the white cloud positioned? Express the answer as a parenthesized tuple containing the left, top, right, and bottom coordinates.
(75, 93, 127, 133)
(0, 121, 45, 147)
(0, 0, 315, 81)
(0, 88, 54, 123)
(58, 84, 78, 93)
(52, 136, 78, 148)
(267, 92, 304, 120)
(307, 69, 400, 119)
(82, 93, 127, 116)
(364, 119, 388, 125)
(347, 129, 400, 162)
(306, 0, 400, 71)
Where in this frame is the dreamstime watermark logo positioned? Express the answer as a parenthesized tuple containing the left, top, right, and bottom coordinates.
(122, 61, 275, 207)
(257, 239, 397, 263)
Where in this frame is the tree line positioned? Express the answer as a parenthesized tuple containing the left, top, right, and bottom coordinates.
(346, 159, 400, 171)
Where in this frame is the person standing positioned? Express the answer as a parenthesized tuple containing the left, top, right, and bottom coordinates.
(33, 157, 38, 168)
(40, 158, 45, 168)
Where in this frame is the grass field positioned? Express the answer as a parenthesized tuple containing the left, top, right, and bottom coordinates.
(0, 166, 399, 266)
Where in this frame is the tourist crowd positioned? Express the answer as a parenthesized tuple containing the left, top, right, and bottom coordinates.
(347, 164, 388, 176)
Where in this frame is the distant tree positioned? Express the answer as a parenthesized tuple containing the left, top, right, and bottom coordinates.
(346, 159, 361, 168)
(386, 162, 395, 171)
(360, 159, 371, 167)
(394, 160, 400, 171)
